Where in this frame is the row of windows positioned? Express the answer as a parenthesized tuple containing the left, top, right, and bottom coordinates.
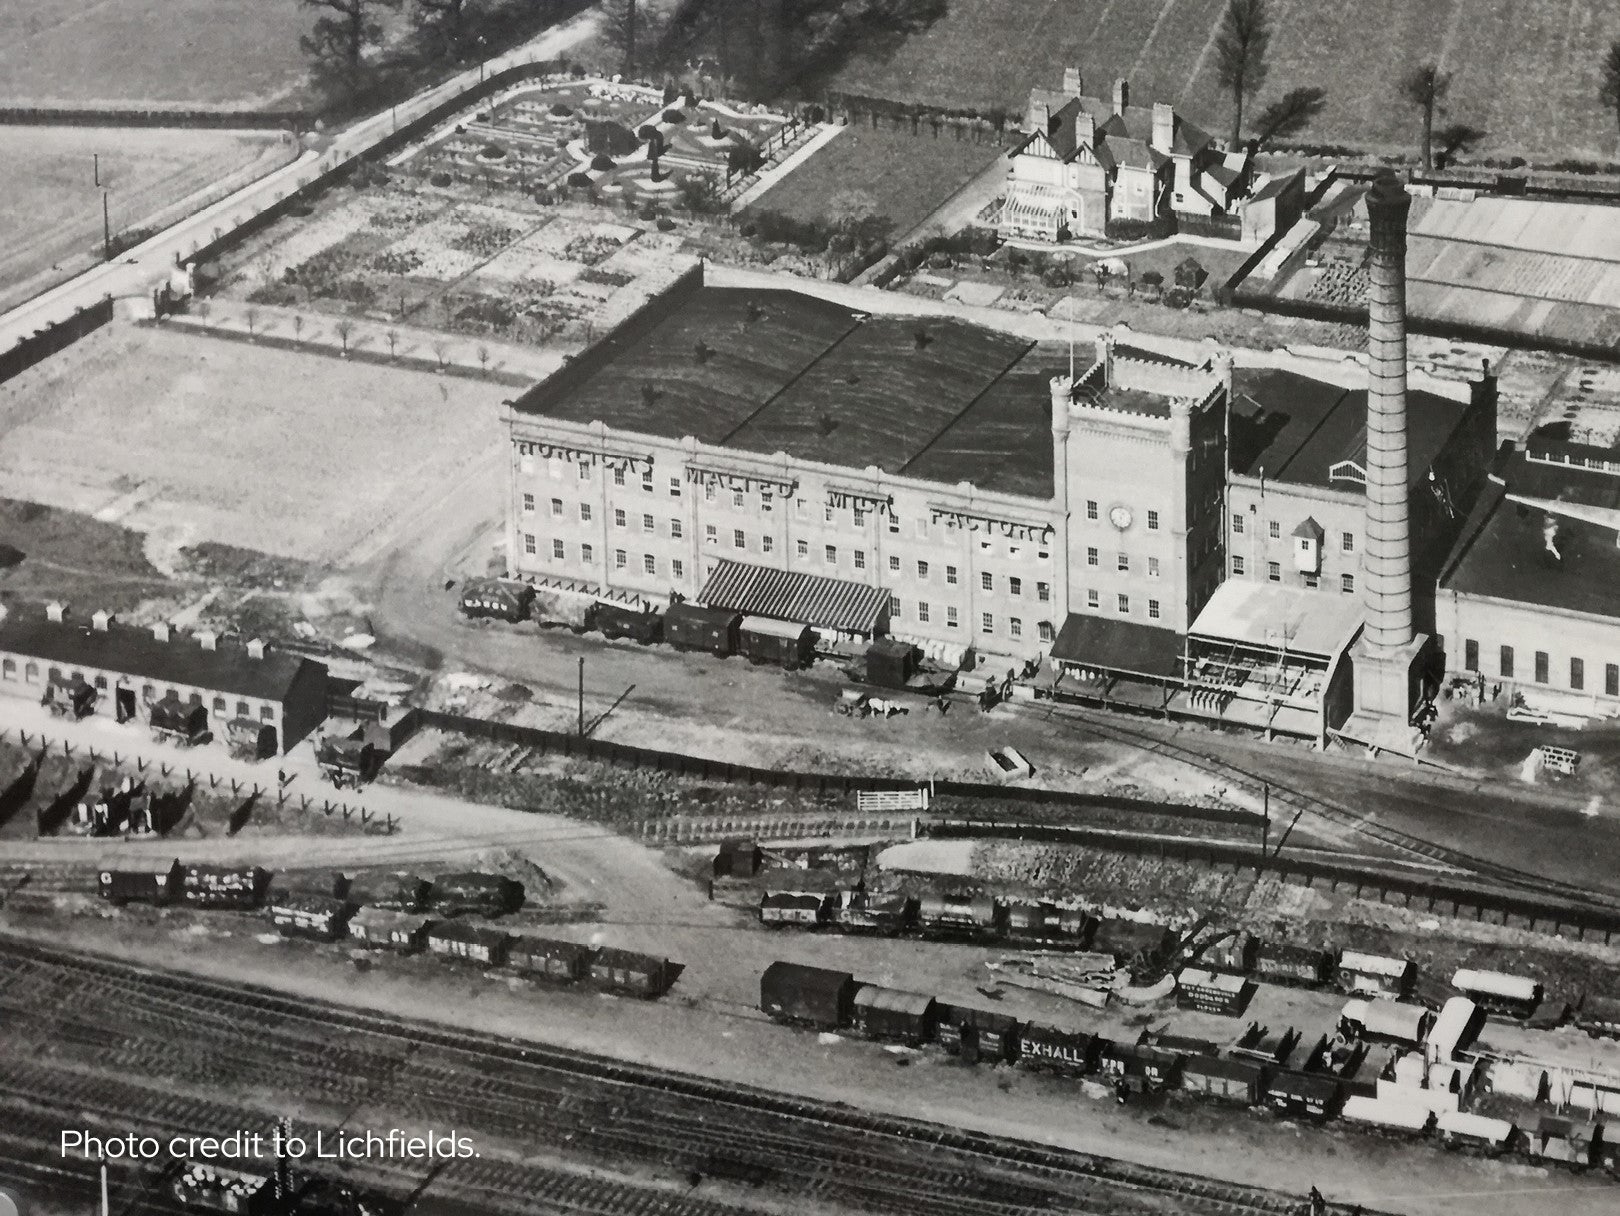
(1078, 592, 1163, 619)
(889, 601, 1057, 644)
(1464, 640, 1620, 695)
(0, 659, 277, 719)
(1085, 549, 1163, 577)
(1232, 514, 1356, 552)
(1084, 501, 1161, 531)
(1230, 556, 1355, 593)
(521, 535, 688, 580)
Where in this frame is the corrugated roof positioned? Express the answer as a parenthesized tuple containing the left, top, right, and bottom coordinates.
(1050, 613, 1180, 677)
(699, 560, 890, 635)
(0, 604, 321, 702)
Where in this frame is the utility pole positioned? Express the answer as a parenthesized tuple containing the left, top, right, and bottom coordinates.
(93, 153, 100, 186)
(102, 192, 111, 260)
(1261, 783, 1269, 857)
(577, 656, 585, 737)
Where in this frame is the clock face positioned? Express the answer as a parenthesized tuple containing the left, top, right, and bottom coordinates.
(1109, 505, 1132, 531)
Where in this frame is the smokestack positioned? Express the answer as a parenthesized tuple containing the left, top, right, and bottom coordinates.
(1361, 171, 1415, 652)
(1112, 79, 1128, 115)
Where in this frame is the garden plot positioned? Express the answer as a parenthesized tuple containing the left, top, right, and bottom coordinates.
(474, 224, 585, 286)
(379, 206, 533, 281)
(255, 194, 408, 279)
(598, 231, 687, 278)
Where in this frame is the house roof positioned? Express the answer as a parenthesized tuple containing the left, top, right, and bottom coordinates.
(698, 559, 891, 635)
(1050, 613, 1181, 678)
(0, 604, 322, 702)
(1020, 89, 1213, 167)
(1292, 517, 1324, 540)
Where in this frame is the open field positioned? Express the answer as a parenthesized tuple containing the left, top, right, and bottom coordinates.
(747, 125, 1001, 236)
(828, 0, 1620, 161)
(0, 126, 293, 309)
(0, 323, 505, 566)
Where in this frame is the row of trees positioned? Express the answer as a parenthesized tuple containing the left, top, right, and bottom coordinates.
(300, 0, 513, 86)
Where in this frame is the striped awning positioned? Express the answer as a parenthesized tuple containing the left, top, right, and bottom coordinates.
(697, 560, 890, 635)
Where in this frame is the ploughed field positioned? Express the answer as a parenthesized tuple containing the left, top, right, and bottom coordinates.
(829, 0, 1620, 160)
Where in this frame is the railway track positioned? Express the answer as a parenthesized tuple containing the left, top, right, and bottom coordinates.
(0, 936, 1379, 1216)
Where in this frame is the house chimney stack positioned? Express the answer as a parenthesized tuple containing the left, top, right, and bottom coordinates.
(1152, 102, 1175, 154)
(92, 610, 111, 632)
(1112, 78, 1128, 115)
(151, 622, 170, 643)
(247, 638, 266, 660)
(46, 602, 65, 623)
(198, 630, 218, 651)
(1062, 66, 1082, 96)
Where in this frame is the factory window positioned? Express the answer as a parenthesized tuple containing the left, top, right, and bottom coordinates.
(615, 549, 627, 569)
(1232, 513, 1245, 535)
(1608, 664, 1619, 697)
(1087, 547, 1099, 567)
(1341, 573, 1355, 594)
(669, 477, 681, 497)
(671, 519, 682, 540)
(979, 538, 992, 553)
(644, 554, 656, 575)
(918, 602, 931, 623)
(1342, 532, 1354, 553)
(1037, 582, 1050, 602)
(889, 556, 901, 573)
(889, 515, 900, 534)
(1148, 599, 1160, 620)
(1087, 500, 1098, 520)
(672, 559, 683, 579)
(1268, 520, 1280, 540)
(212, 696, 226, 714)
(580, 504, 592, 523)
(825, 545, 837, 565)
(946, 566, 958, 585)
(642, 513, 655, 533)
(705, 524, 718, 544)
(237, 701, 249, 718)
(1463, 639, 1479, 671)
(1231, 556, 1245, 576)
(981, 571, 993, 591)
(1117, 594, 1130, 614)
(581, 544, 594, 564)
(552, 539, 564, 560)
(946, 606, 959, 628)
(917, 560, 930, 580)
(825, 505, 834, 523)
(854, 550, 866, 570)
(614, 509, 627, 528)
(1147, 510, 1159, 531)
(763, 535, 774, 554)
(1117, 553, 1129, 572)
(1535, 651, 1549, 684)
(614, 468, 626, 487)
(761, 492, 773, 513)
(1303, 573, 1319, 589)
(1038, 549, 1050, 561)
(1500, 646, 1515, 678)
(261, 705, 275, 722)
(733, 491, 745, 508)
(522, 493, 535, 514)
(523, 534, 536, 555)
(1039, 622, 1055, 644)
(1148, 557, 1160, 578)
(579, 463, 591, 481)
(1571, 657, 1585, 690)
(892, 599, 902, 619)
(734, 529, 745, 549)
(706, 483, 717, 502)
(797, 540, 809, 558)
(642, 469, 654, 491)
(551, 498, 563, 517)
(1267, 561, 1280, 582)
(854, 508, 866, 528)
(1009, 577, 1022, 596)
(981, 613, 994, 634)
(1010, 618, 1022, 639)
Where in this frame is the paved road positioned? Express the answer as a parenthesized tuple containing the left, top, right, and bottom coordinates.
(0, 8, 603, 354)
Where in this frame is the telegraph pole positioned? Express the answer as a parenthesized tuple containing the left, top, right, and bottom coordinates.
(102, 192, 111, 260)
(577, 656, 585, 737)
(93, 153, 100, 186)
(1261, 783, 1270, 857)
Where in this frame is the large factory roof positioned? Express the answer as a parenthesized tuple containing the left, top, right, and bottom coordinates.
(1190, 580, 1364, 660)
(0, 605, 321, 701)
(1229, 368, 1473, 490)
(512, 285, 1065, 497)
(1440, 451, 1620, 620)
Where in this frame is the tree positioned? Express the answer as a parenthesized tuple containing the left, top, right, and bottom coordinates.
(476, 343, 491, 375)
(413, 0, 470, 58)
(334, 318, 355, 355)
(244, 307, 261, 338)
(1402, 61, 1451, 171)
(601, 0, 641, 77)
(1252, 86, 1327, 148)
(1601, 40, 1620, 139)
(1435, 121, 1486, 170)
(385, 328, 400, 359)
(293, 313, 305, 344)
(1213, 0, 1271, 147)
(301, 0, 403, 81)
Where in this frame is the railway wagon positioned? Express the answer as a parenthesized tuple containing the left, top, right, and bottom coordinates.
(459, 578, 533, 622)
(828, 890, 917, 934)
(739, 616, 814, 669)
(1264, 1070, 1343, 1121)
(1426, 996, 1482, 1063)
(270, 894, 351, 941)
(1015, 1023, 1103, 1077)
(937, 1005, 1019, 1064)
(1180, 1054, 1269, 1105)
(1177, 968, 1251, 1016)
(759, 892, 830, 927)
(429, 872, 525, 917)
(508, 935, 593, 984)
(1341, 1094, 1433, 1138)
(851, 985, 937, 1045)
(1528, 1115, 1600, 1169)
(1339, 998, 1432, 1048)
(1336, 950, 1413, 998)
(1202, 930, 1256, 974)
(1004, 900, 1092, 947)
(1575, 992, 1620, 1040)
(1091, 919, 1177, 969)
(1097, 1041, 1182, 1091)
(590, 947, 678, 998)
(98, 859, 183, 906)
(587, 600, 663, 644)
(916, 893, 1004, 938)
(181, 865, 268, 909)
(1437, 1110, 1517, 1156)
(350, 872, 433, 913)
(1451, 968, 1543, 1019)
(426, 921, 510, 966)
(171, 1161, 273, 1215)
(347, 907, 434, 952)
(760, 961, 858, 1029)
(1253, 941, 1336, 987)
(664, 602, 741, 656)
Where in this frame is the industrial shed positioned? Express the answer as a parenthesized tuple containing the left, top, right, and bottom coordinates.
(0, 603, 327, 754)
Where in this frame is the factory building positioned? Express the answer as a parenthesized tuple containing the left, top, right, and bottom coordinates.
(0, 603, 328, 754)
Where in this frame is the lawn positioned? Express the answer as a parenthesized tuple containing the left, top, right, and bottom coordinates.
(828, 0, 1620, 162)
(0, 127, 293, 309)
(746, 124, 1000, 237)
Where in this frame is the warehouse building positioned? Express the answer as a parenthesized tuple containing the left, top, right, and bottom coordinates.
(0, 603, 328, 754)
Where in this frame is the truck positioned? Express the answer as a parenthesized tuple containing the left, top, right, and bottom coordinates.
(458, 577, 534, 622)
(225, 717, 278, 762)
(317, 734, 380, 790)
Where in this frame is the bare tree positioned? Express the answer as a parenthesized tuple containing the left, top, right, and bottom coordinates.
(1252, 86, 1327, 149)
(301, 0, 403, 79)
(334, 318, 356, 355)
(385, 327, 400, 359)
(293, 313, 305, 344)
(1402, 61, 1451, 171)
(431, 338, 451, 369)
(1602, 40, 1620, 140)
(244, 307, 261, 338)
(1214, 0, 1271, 147)
(476, 343, 491, 376)
(1435, 122, 1487, 170)
(195, 299, 212, 329)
